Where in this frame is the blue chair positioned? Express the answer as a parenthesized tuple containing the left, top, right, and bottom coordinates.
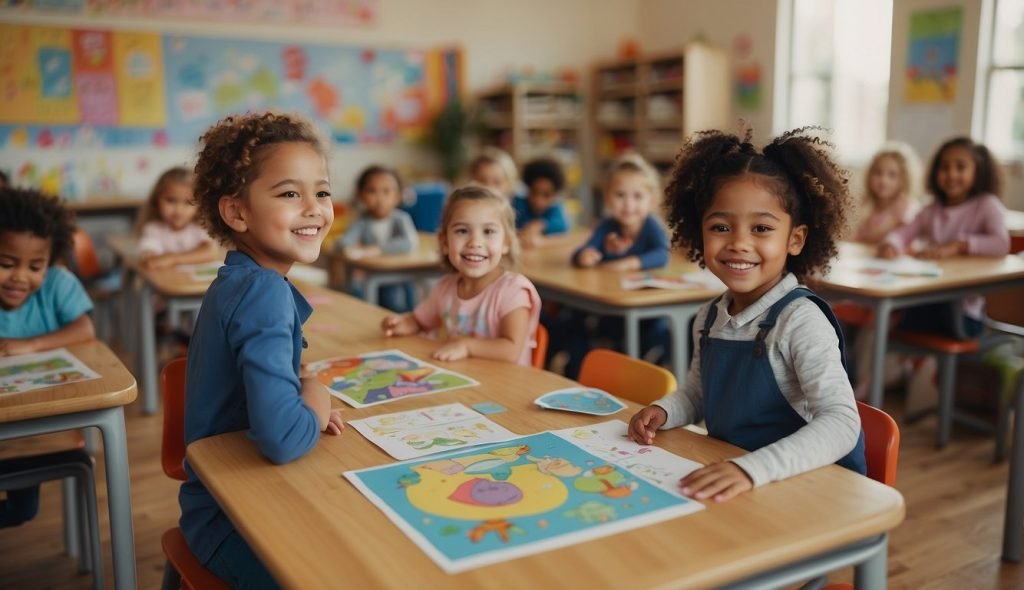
(401, 182, 449, 232)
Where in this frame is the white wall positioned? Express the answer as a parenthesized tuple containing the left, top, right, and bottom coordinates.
(0, 1, 639, 200)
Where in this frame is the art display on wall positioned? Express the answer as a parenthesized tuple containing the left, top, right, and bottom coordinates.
(905, 7, 962, 104)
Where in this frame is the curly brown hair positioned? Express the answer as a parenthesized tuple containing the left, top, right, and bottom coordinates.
(664, 126, 852, 280)
(0, 187, 76, 266)
(193, 111, 327, 245)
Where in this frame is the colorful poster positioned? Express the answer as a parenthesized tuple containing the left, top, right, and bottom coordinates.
(18, 0, 377, 25)
(0, 25, 80, 124)
(306, 350, 479, 408)
(905, 7, 962, 103)
(534, 388, 626, 417)
(344, 425, 704, 573)
(0, 348, 102, 395)
(347, 403, 519, 460)
(72, 30, 119, 125)
(114, 31, 166, 127)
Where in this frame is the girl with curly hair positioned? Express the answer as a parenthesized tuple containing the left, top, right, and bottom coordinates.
(181, 111, 343, 588)
(628, 127, 866, 502)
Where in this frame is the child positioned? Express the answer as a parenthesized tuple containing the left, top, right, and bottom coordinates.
(517, 157, 570, 247)
(0, 187, 95, 527)
(338, 165, 418, 312)
(135, 167, 218, 270)
(854, 142, 921, 244)
(380, 185, 541, 366)
(181, 112, 344, 588)
(628, 128, 866, 503)
(469, 146, 519, 200)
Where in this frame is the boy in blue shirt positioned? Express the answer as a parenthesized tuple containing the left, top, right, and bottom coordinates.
(516, 157, 570, 247)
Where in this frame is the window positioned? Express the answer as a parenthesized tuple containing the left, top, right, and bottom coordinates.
(984, 0, 1024, 158)
(781, 0, 893, 162)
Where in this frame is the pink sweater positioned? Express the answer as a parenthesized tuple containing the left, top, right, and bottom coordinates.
(884, 193, 1010, 319)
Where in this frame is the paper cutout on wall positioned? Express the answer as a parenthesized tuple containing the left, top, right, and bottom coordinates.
(905, 7, 962, 104)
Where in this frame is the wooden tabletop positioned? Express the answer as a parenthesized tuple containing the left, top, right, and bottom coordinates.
(518, 230, 723, 307)
(187, 286, 905, 590)
(107, 233, 218, 297)
(0, 341, 137, 423)
(328, 232, 441, 272)
(816, 242, 1024, 298)
(1006, 209, 1024, 237)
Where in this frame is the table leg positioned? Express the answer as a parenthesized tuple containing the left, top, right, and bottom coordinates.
(364, 275, 381, 306)
(624, 310, 640, 360)
(139, 283, 158, 415)
(668, 309, 696, 376)
(853, 533, 888, 589)
(96, 407, 138, 590)
(1003, 379, 1024, 562)
(869, 298, 892, 408)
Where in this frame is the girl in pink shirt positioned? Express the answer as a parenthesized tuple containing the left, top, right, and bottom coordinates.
(854, 142, 921, 244)
(381, 186, 541, 366)
(135, 167, 218, 270)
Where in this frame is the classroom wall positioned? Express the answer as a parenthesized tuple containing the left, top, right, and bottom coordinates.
(0, 1, 640, 200)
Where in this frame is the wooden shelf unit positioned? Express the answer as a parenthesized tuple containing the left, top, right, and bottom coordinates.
(476, 82, 585, 165)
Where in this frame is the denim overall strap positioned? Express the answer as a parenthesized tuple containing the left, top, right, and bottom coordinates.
(700, 288, 866, 475)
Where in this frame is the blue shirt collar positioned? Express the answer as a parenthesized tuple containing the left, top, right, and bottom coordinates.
(222, 250, 313, 323)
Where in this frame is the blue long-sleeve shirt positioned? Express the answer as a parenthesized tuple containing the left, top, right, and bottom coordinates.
(572, 215, 669, 270)
(179, 250, 320, 564)
(513, 196, 569, 235)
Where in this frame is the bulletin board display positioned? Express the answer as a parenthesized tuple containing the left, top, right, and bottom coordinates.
(0, 23, 463, 148)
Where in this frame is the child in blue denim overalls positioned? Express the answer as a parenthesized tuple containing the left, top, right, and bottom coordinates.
(628, 127, 867, 503)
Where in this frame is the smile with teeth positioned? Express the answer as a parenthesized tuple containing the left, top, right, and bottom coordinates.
(461, 253, 487, 262)
(724, 261, 757, 270)
(292, 227, 320, 236)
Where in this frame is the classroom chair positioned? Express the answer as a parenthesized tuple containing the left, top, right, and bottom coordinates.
(0, 442, 103, 590)
(70, 229, 122, 344)
(401, 181, 449, 232)
(532, 324, 549, 370)
(159, 357, 230, 590)
(577, 348, 677, 405)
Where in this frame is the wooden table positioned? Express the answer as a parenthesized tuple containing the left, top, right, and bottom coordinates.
(0, 341, 139, 589)
(816, 242, 1024, 415)
(324, 232, 442, 305)
(186, 286, 904, 589)
(518, 231, 723, 373)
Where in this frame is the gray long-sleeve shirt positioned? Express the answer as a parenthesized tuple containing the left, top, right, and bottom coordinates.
(339, 209, 419, 254)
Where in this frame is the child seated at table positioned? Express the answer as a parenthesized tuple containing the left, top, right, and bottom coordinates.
(136, 166, 218, 270)
(381, 185, 541, 366)
(469, 146, 519, 201)
(516, 157, 570, 247)
(0, 187, 95, 527)
(628, 127, 866, 502)
(182, 112, 344, 588)
(338, 164, 418, 312)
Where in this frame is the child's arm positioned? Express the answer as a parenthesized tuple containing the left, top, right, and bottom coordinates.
(433, 307, 530, 363)
(0, 314, 95, 357)
(572, 222, 610, 267)
(879, 205, 930, 258)
(143, 241, 219, 270)
(544, 202, 569, 235)
(617, 218, 670, 270)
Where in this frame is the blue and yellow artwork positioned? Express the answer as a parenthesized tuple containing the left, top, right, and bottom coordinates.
(345, 432, 702, 573)
(534, 387, 626, 416)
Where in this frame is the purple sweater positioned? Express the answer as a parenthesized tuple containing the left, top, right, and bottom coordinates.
(884, 193, 1010, 319)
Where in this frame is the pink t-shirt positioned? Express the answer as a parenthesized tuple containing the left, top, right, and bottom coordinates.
(138, 221, 212, 256)
(413, 271, 542, 366)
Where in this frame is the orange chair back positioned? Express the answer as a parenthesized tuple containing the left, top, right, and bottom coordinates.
(161, 357, 188, 481)
(532, 324, 549, 370)
(857, 401, 900, 486)
(578, 349, 677, 405)
(71, 229, 103, 280)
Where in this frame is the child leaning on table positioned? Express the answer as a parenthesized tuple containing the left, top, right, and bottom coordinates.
(628, 127, 867, 502)
(181, 112, 344, 589)
(135, 166, 219, 270)
(0, 187, 95, 528)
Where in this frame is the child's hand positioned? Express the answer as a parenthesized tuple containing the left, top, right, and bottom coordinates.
(603, 232, 634, 255)
(876, 244, 899, 259)
(680, 461, 753, 502)
(915, 240, 965, 260)
(381, 314, 418, 337)
(601, 257, 640, 272)
(433, 340, 469, 362)
(628, 405, 668, 444)
(324, 408, 345, 435)
(577, 247, 603, 267)
(0, 338, 36, 357)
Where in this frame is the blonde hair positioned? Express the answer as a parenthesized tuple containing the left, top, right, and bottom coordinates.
(135, 166, 194, 235)
(437, 186, 520, 273)
(864, 142, 921, 208)
(605, 153, 662, 200)
(469, 147, 518, 193)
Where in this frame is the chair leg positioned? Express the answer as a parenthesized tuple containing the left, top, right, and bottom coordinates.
(76, 475, 92, 574)
(62, 477, 81, 559)
(79, 463, 104, 590)
(161, 558, 183, 590)
(936, 352, 957, 449)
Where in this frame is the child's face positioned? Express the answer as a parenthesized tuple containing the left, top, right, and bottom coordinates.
(227, 142, 334, 275)
(0, 230, 50, 311)
(605, 171, 653, 231)
(440, 200, 509, 281)
(473, 162, 510, 196)
(157, 181, 198, 231)
(526, 178, 559, 216)
(701, 175, 807, 314)
(360, 173, 401, 220)
(868, 156, 903, 205)
(936, 145, 976, 205)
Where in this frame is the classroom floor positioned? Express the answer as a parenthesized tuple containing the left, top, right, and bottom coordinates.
(1, 351, 1023, 589)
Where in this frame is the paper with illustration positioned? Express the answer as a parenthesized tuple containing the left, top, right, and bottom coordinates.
(534, 387, 626, 416)
(0, 348, 101, 396)
(851, 256, 942, 277)
(621, 270, 724, 291)
(348, 403, 519, 460)
(306, 350, 479, 408)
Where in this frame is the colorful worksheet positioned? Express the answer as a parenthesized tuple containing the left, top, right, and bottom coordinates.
(344, 422, 704, 573)
(348, 403, 519, 460)
(534, 387, 626, 416)
(621, 270, 724, 291)
(176, 261, 223, 282)
(0, 348, 101, 396)
(306, 350, 479, 408)
(851, 257, 942, 277)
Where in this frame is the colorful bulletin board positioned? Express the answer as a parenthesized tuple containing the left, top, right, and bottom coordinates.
(905, 7, 962, 103)
(0, 23, 463, 149)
